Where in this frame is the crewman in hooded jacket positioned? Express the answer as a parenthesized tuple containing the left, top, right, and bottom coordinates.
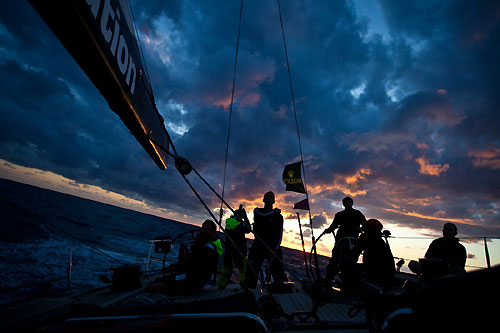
(243, 191, 287, 289)
(165, 219, 223, 294)
(356, 219, 396, 287)
(217, 204, 251, 289)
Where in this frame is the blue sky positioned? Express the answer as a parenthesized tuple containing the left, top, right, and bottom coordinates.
(0, 1, 499, 262)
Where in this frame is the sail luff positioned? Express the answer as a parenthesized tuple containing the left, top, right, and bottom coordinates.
(30, 0, 170, 169)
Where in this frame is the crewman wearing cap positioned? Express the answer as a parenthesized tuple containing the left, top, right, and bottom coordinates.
(357, 219, 395, 287)
(324, 196, 367, 286)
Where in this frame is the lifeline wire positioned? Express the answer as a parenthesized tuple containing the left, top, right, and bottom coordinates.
(8, 200, 126, 265)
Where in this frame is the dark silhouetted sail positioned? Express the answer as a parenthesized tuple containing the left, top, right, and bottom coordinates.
(30, 0, 170, 169)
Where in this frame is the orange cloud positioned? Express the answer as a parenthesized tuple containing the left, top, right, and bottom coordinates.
(394, 196, 441, 207)
(205, 93, 232, 109)
(384, 208, 474, 225)
(415, 156, 450, 176)
(240, 92, 260, 107)
(308, 168, 371, 198)
(208, 91, 261, 109)
(345, 168, 371, 185)
(417, 142, 430, 150)
(468, 146, 500, 170)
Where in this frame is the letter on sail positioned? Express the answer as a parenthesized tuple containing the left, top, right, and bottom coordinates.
(30, 0, 170, 169)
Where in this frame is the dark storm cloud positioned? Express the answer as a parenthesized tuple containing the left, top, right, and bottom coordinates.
(0, 2, 195, 215)
(320, 0, 500, 236)
(1, 0, 499, 236)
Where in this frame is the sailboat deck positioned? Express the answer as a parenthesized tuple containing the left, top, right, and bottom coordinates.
(0, 279, 368, 332)
(167, 282, 367, 331)
(274, 291, 365, 323)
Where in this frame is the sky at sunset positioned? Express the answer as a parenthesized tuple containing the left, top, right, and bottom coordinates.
(1, 1, 499, 269)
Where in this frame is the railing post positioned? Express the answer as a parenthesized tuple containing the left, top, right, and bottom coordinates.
(296, 213, 310, 279)
(145, 241, 154, 273)
(484, 237, 491, 269)
(67, 243, 73, 295)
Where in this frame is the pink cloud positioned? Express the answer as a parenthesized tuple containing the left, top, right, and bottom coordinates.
(417, 142, 430, 150)
(415, 156, 450, 176)
(240, 92, 261, 107)
(274, 104, 290, 120)
(468, 146, 500, 170)
(209, 94, 233, 109)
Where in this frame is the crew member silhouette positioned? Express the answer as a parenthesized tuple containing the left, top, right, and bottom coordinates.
(356, 219, 395, 287)
(324, 196, 366, 288)
(163, 220, 223, 295)
(424, 222, 466, 276)
(243, 191, 287, 288)
(217, 204, 251, 289)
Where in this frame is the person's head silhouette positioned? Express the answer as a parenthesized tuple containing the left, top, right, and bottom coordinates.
(443, 222, 458, 238)
(342, 196, 354, 209)
(263, 191, 275, 205)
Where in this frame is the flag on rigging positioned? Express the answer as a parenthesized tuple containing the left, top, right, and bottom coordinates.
(293, 198, 309, 210)
(283, 162, 306, 194)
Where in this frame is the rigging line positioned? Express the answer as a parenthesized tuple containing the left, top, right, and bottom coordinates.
(183, 167, 304, 284)
(179, 173, 219, 223)
(220, 0, 244, 221)
(149, 138, 305, 285)
(163, 126, 179, 157)
(391, 255, 486, 270)
(51, 225, 126, 265)
(386, 236, 500, 240)
(195, 160, 306, 282)
(192, 167, 235, 214)
(277, 0, 307, 191)
(278, 0, 321, 278)
(178, 172, 281, 296)
(148, 136, 236, 215)
(59, 229, 127, 265)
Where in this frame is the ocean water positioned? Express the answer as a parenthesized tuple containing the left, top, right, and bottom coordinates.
(0, 178, 207, 305)
(0, 178, 321, 305)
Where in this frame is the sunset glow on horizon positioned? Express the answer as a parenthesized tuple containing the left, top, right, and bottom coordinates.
(1, 159, 497, 271)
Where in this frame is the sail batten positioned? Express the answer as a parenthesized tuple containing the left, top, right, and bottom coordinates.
(30, 0, 169, 169)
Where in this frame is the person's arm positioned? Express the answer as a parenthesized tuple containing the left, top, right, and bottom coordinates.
(252, 208, 259, 234)
(267, 211, 284, 250)
(457, 244, 467, 268)
(356, 211, 366, 234)
(325, 213, 339, 233)
(240, 208, 252, 233)
(424, 240, 436, 259)
(359, 211, 367, 223)
(276, 212, 284, 249)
